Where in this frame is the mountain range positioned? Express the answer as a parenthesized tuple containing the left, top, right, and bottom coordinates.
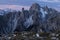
(0, 3, 60, 34)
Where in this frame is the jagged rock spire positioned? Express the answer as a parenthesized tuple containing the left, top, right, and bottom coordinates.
(29, 3, 41, 12)
(43, 5, 48, 11)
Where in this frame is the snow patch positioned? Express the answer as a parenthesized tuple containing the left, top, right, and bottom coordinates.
(36, 33, 40, 37)
(24, 15, 33, 28)
(40, 8, 48, 18)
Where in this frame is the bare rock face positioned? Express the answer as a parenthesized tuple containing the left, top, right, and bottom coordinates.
(47, 13, 60, 32)
(0, 3, 60, 35)
(29, 3, 41, 14)
(6, 3, 60, 33)
(16, 3, 41, 33)
(0, 11, 21, 34)
(29, 3, 41, 24)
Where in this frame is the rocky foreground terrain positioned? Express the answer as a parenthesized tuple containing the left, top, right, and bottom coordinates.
(0, 31, 60, 40)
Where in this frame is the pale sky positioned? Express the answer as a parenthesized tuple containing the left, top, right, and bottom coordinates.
(0, 0, 60, 11)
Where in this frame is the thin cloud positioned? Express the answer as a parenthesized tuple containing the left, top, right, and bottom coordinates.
(0, 5, 30, 10)
(37, 0, 60, 2)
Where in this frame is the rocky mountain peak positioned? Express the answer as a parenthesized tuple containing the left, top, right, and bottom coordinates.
(29, 3, 41, 12)
(43, 6, 49, 12)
